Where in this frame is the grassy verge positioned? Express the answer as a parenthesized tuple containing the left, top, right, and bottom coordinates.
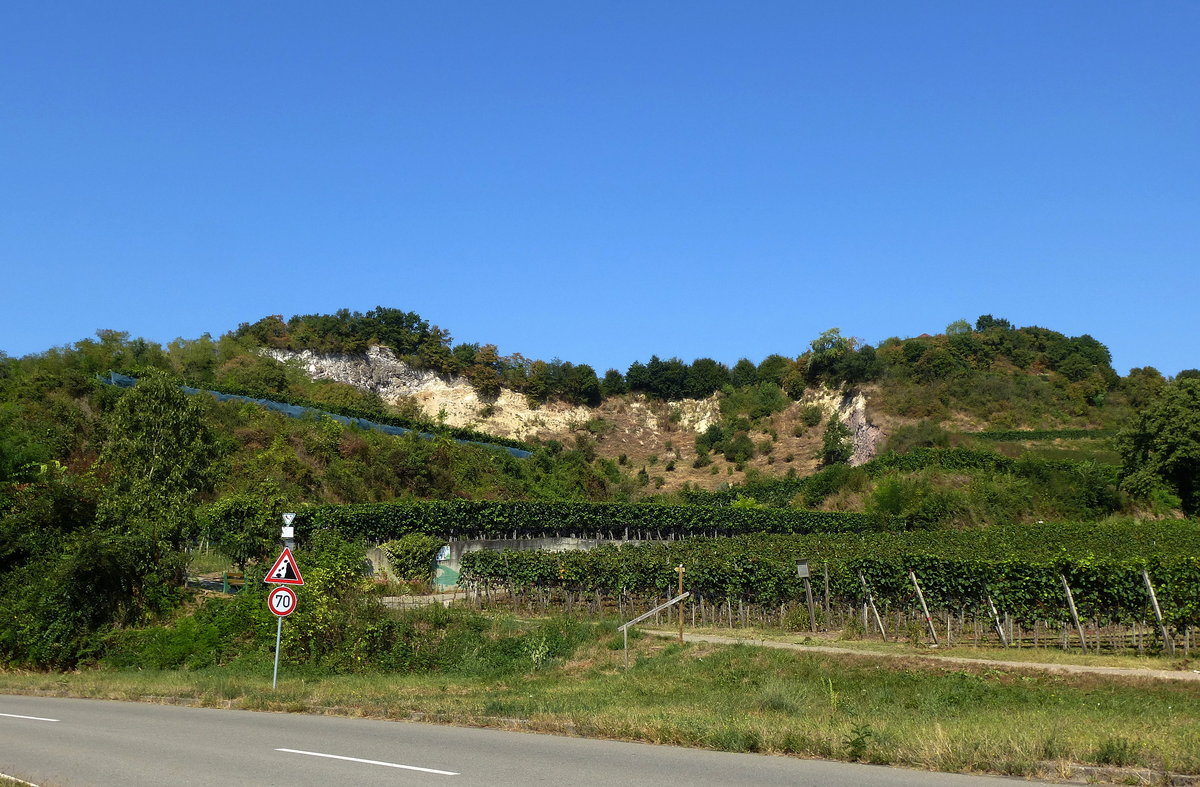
(2, 625, 1198, 781)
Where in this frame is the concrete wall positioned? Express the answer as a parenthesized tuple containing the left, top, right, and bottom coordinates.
(434, 537, 625, 590)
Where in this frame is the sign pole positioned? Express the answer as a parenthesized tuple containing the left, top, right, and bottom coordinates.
(272, 615, 283, 689)
(267, 516, 301, 691)
(798, 561, 817, 633)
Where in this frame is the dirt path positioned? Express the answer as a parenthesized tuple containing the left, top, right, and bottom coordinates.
(643, 630, 1200, 682)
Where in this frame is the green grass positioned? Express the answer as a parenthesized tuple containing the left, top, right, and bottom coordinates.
(2, 624, 1198, 781)
(187, 550, 234, 575)
(984, 437, 1122, 465)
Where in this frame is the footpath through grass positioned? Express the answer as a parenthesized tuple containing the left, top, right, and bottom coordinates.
(2, 623, 1198, 782)
(656, 625, 1200, 672)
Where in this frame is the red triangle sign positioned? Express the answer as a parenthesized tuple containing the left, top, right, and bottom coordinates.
(264, 547, 304, 585)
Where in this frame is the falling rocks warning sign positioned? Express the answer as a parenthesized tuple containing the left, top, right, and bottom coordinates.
(264, 547, 304, 585)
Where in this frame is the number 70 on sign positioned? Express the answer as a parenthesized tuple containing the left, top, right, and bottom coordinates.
(268, 586, 297, 616)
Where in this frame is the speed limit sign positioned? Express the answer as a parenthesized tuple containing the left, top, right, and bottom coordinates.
(268, 586, 297, 617)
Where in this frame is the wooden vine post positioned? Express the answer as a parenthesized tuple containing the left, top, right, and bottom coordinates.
(858, 572, 888, 640)
(985, 593, 1009, 647)
(676, 564, 685, 644)
(908, 569, 939, 646)
(1142, 569, 1174, 656)
(1059, 573, 1088, 652)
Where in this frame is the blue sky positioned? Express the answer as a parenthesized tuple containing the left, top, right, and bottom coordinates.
(2, 2, 1197, 376)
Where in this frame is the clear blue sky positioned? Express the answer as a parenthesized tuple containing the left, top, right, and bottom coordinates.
(3, 2, 1197, 376)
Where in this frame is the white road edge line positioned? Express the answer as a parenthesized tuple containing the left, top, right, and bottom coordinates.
(275, 748, 459, 776)
(0, 713, 59, 723)
(0, 771, 41, 786)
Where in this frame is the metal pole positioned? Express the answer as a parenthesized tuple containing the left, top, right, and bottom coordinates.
(272, 616, 283, 689)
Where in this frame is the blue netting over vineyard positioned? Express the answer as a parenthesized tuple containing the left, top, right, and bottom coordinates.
(102, 372, 530, 458)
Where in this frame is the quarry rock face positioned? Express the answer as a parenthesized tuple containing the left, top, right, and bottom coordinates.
(264, 346, 444, 397)
(797, 388, 883, 467)
(262, 346, 874, 473)
(263, 346, 721, 441)
(842, 389, 883, 466)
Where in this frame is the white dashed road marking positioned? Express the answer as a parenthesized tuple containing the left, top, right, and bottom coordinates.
(275, 748, 460, 776)
(0, 713, 59, 722)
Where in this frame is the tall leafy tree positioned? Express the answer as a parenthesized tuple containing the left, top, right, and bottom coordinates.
(820, 417, 853, 466)
(97, 370, 221, 611)
(685, 358, 730, 398)
(1117, 378, 1200, 514)
(756, 354, 791, 387)
(600, 368, 628, 397)
(806, 328, 853, 384)
(562, 363, 602, 406)
(730, 358, 758, 388)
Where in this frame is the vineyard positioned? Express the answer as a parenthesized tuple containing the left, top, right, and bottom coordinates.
(971, 428, 1116, 441)
(458, 520, 1200, 654)
(292, 500, 908, 541)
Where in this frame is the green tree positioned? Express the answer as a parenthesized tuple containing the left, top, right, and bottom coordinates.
(465, 344, 503, 398)
(625, 361, 650, 393)
(974, 314, 1012, 332)
(97, 370, 221, 610)
(686, 358, 730, 398)
(167, 333, 219, 384)
(381, 533, 444, 581)
(600, 368, 628, 397)
(562, 363, 602, 406)
(1122, 367, 1167, 410)
(1117, 378, 1200, 514)
(214, 354, 292, 393)
(820, 417, 853, 466)
(756, 354, 791, 387)
(805, 328, 853, 384)
(202, 486, 285, 570)
(730, 358, 758, 388)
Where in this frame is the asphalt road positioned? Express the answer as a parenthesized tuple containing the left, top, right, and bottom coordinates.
(0, 695, 1026, 787)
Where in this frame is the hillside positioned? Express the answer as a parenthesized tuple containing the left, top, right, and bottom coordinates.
(252, 310, 1137, 497)
(3, 307, 1190, 509)
(263, 344, 878, 493)
(3, 306, 1199, 674)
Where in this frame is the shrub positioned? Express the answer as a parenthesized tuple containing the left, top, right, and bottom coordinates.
(381, 533, 445, 581)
